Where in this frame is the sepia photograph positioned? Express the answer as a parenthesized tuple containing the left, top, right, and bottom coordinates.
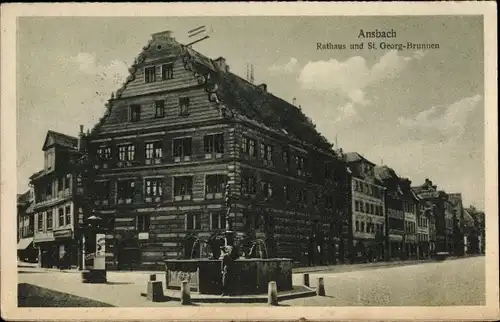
(1, 2, 498, 321)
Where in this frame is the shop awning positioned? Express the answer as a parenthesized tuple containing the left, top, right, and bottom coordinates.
(17, 237, 34, 250)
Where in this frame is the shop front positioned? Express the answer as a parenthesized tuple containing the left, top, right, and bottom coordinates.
(53, 228, 78, 269)
(388, 234, 404, 259)
(17, 237, 37, 263)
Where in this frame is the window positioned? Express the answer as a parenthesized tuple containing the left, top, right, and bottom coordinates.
(96, 181, 110, 202)
(360, 202, 364, 213)
(204, 134, 224, 156)
(355, 220, 360, 232)
(211, 212, 226, 230)
(117, 180, 135, 202)
(360, 221, 365, 232)
(137, 215, 150, 232)
(297, 188, 307, 205)
(154, 100, 165, 118)
(205, 174, 226, 197)
(241, 136, 256, 157)
(365, 202, 370, 214)
(37, 213, 44, 231)
(355, 200, 360, 212)
(179, 97, 190, 115)
(58, 208, 65, 226)
(58, 177, 64, 191)
(161, 63, 174, 80)
(65, 206, 71, 226)
(296, 156, 306, 176)
(282, 148, 290, 169)
(186, 213, 201, 230)
(241, 176, 257, 195)
(118, 144, 135, 161)
(174, 176, 193, 199)
(283, 184, 290, 201)
(260, 180, 273, 199)
(145, 178, 163, 197)
(145, 141, 163, 160)
(129, 104, 141, 122)
(260, 144, 273, 164)
(45, 182, 52, 198)
(97, 147, 112, 160)
(145, 66, 156, 83)
(370, 204, 374, 215)
(325, 195, 334, 209)
(173, 137, 192, 160)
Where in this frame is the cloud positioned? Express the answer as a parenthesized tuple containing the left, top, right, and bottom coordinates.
(298, 50, 426, 120)
(69, 52, 129, 87)
(398, 94, 482, 139)
(269, 57, 298, 74)
(335, 102, 358, 122)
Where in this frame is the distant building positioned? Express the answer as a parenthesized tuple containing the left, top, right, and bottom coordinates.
(345, 153, 386, 263)
(448, 193, 465, 255)
(412, 179, 449, 254)
(375, 166, 418, 260)
(466, 206, 485, 254)
(17, 189, 36, 262)
(400, 178, 419, 259)
(29, 129, 84, 269)
(84, 30, 349, 270)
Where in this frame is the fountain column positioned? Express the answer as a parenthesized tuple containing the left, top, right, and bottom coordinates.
(224, 183, 235, 248)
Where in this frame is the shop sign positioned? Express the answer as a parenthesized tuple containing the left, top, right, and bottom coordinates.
(54, 229, 73, 239)
(138, 232, 149, 240)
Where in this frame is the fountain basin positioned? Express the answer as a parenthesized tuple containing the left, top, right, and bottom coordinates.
(165, 258, 293, 295)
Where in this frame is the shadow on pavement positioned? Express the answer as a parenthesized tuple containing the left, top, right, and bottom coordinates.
(18, 283, 114, 307)
(105, 281, 134, 285)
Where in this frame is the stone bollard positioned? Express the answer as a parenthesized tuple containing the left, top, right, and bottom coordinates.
(316, 277, 326, 296)
(147, 280, 164, 302)
(303, 273, 310, 287)
(181, 280, 191, 305)
(149, 274, 156, 281)
(268, 281, 278, 306)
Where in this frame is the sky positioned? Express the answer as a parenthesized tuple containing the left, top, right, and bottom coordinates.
(17, 16, 485, 209)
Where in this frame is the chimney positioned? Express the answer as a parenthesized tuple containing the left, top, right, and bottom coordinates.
(77, 125, 84, 152)
(152, 30, 173, 40)
(258, 83, 267, 93)
(214, 57, 228, 73)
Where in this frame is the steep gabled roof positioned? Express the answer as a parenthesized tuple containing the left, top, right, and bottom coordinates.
(91, 30, 334, 155)
(17, 190, 31, 205)
(344, 152, 376, 164)
(43, 130, 78, 151)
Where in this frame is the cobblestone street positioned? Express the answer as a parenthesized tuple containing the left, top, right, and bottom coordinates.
(18, 256, 485, 307)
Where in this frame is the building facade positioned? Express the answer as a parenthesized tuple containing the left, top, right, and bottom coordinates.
(345, 153, 386, 263)
(400, 179, 418, 259)
(374, 166, 405, 260)
(447, 193, 465, 256)
(84, 30, 349, 270)
(17, 189, 36, 262)
(415, 197, 431, 259)
(412, 179, 450, 254)
(30, 130, 83, 269)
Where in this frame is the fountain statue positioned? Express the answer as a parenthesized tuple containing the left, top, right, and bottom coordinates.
(164, 183, 294, 296)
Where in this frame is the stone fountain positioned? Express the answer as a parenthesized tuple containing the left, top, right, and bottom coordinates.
(164, 184, 294, 296)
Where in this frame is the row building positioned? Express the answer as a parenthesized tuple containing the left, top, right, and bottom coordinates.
(80, 31, 350, 270)
(21, 30, 485, 269)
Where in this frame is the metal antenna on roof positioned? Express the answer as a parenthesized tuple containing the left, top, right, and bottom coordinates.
(335, 135, 338, 147)
(246, 63, 250, 82)
(186, 25, 210, 47)
(250, 64, 255, 84)
(293, 97, 297, 105)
